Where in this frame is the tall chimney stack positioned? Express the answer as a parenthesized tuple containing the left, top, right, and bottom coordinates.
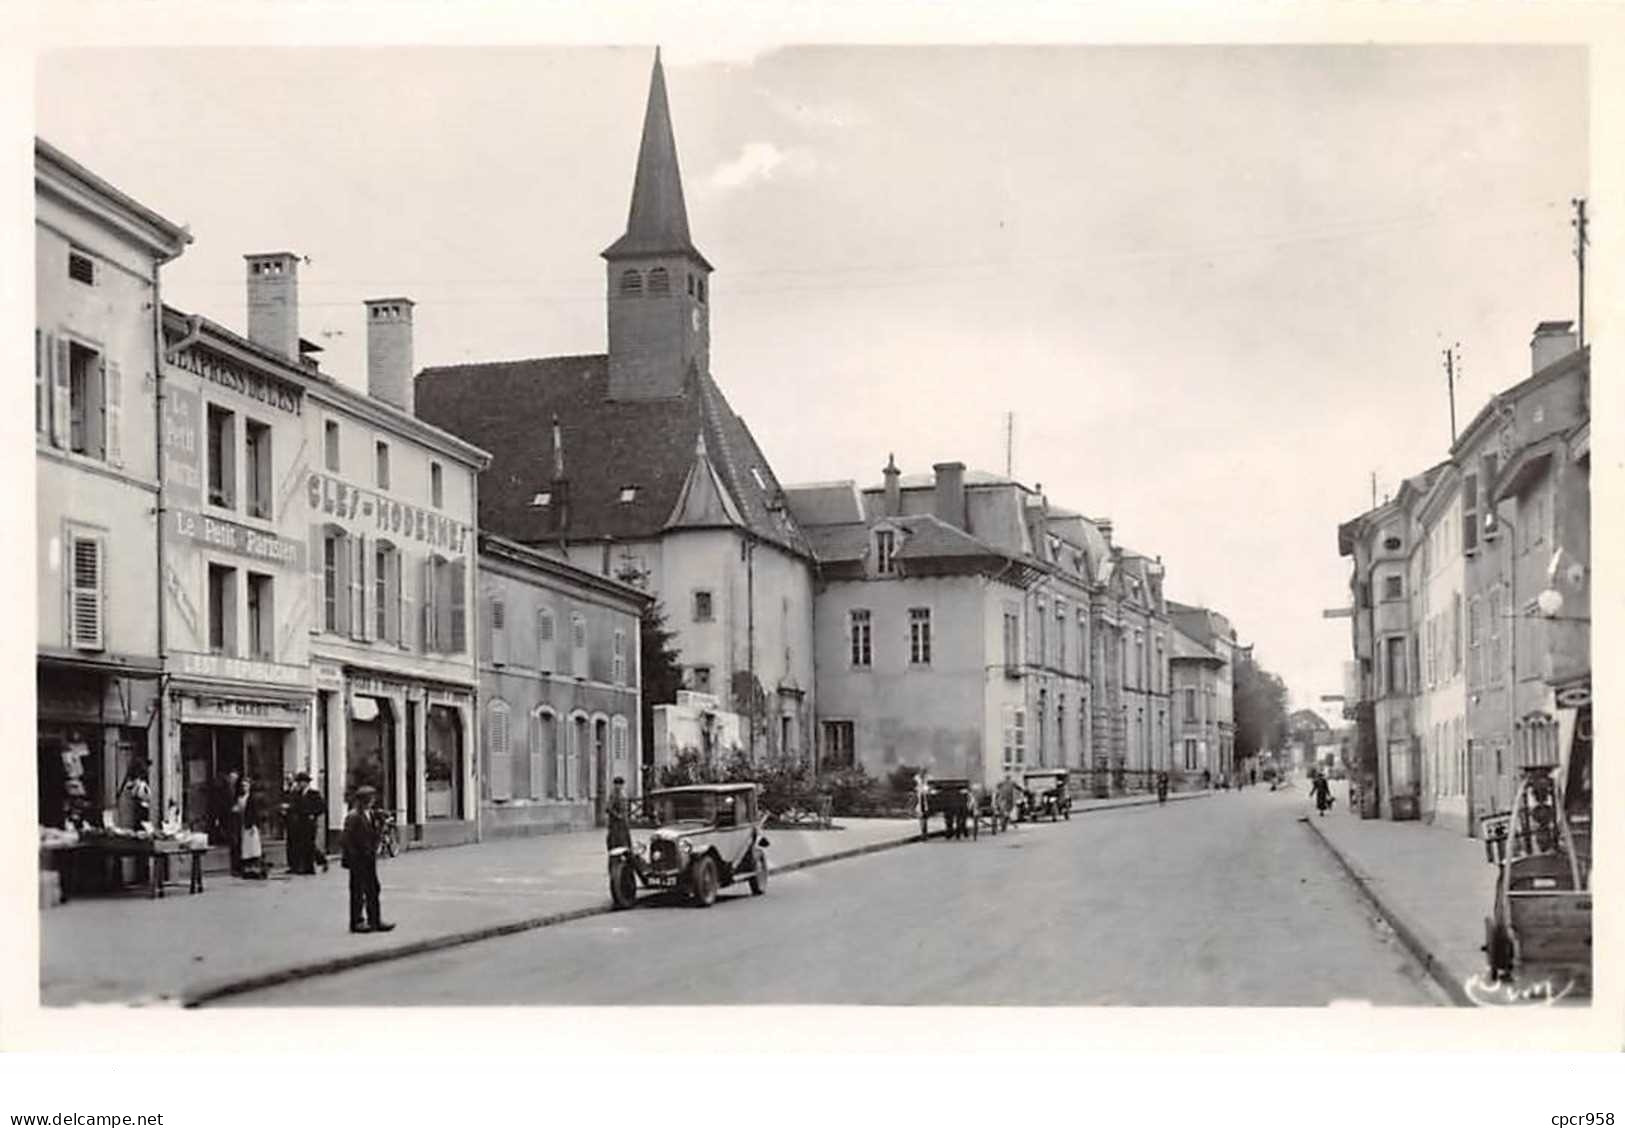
(1531, 320, 1578, 375)
(932, 461, 966, 531)
(365, 298, 415, 414)
(245, 252, 301, 361)
(882, 453, 901, 516)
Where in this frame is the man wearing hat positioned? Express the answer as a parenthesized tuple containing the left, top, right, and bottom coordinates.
(284, 770, 326, 875)
(341, 786, 393, 934)
(606, 776, 632, 853)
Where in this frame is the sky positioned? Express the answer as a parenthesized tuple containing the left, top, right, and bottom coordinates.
(34, 45, 1588, 715)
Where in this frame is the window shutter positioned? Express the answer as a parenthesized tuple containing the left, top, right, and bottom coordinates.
(104, 359, 122, 467)
(35, 330, 45, 437)
(309, 524, 323, 635)
(448, 559, 467, 653)
(529, 714, 548, 800)
(334, 533, 351, 635)
(69, 536, 104, 650)
(385, 551, 401, 644)
(352, 533, 368, 639)
(538, 609, 554, 671)
(51, 335, 70, 449)
(555, 730, 568, 801)
(422, 557, 438, 652)
(489, 705, 512, 801)
(398, 553, 414, 650)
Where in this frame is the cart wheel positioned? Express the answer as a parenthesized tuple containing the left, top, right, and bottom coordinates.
(609, 858, 637, 910)
(748, 848, 768, 896)
(1484, 916, 1513, 981)
(690, 855, 719, 908)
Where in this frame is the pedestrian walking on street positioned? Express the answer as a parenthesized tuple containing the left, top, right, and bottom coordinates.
(1311, 771, 1333, 818)
(606, 776, 632, 853)
(1156, 771, 1170, 805)
(342, 786, 394, 934)
(284, 771, 327, 875)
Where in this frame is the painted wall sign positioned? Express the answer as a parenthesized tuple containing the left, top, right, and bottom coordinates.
(172, 650, 310, 687)
(175, 347, 302, 415)
(162, 383, 203, 507)
(171, 508, 306, 571)
(180, 695, 308, 727)
(313, 662, 345, 692)
(307, 470, 471, 555)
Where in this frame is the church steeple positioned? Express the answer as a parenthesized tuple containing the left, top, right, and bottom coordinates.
(604, 49, 712, 401)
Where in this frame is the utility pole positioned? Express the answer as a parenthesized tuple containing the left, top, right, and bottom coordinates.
(1370, 472, 1377, 510)
(1443, 343, 1459, 445)
(1571, 197, 1589, 348)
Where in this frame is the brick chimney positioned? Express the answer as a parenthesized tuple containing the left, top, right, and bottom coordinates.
(245, 252, 301, 361)
(882, 453, 901, 516)
(1094, 517, 1114, 545)
(1531, 320, 1578, 374)
(365, 298, 415, 414)
(932, 461, 966, 530)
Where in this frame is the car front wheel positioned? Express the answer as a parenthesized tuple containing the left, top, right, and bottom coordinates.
(690, 855, 720, 908)
(748, 848, 768, 896)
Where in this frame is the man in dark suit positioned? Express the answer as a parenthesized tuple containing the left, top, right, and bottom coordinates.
(341, 786, 394, 934)
(284, 771, 326, 875)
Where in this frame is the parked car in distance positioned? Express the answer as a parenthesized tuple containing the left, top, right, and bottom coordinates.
(608, 783, 769, 909)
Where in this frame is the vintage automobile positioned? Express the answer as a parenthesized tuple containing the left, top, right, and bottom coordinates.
(1017, 768, 1072, 822)
(608, 783, 769, 909)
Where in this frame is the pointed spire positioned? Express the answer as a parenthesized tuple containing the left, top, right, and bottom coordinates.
(602, 50, 712, 268)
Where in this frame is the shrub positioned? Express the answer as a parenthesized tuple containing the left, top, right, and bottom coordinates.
(822, 764, 881, 817)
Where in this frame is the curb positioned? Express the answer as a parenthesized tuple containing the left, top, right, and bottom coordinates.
(185, 791, 1211, 1007)
(1301, 813, 1473, 1007)
(183, 831, 923, 1008)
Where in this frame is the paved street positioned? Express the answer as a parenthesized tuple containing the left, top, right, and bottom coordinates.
(232, 788, 1443, 1006)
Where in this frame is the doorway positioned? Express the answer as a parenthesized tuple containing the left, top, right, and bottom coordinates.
(593, 718, 609, 826)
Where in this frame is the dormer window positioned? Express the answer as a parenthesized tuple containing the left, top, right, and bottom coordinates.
(530, 492, 552, 508)
(875, 528, 897, 575)
(619, 486, 638, 504)
(648, 267, 670, 294)
(620, 270, 643, 296)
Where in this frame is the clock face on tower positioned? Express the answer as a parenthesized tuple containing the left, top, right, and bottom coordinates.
(691, 308, 701, 331)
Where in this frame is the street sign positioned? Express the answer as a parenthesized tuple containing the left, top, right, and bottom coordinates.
(1322, 607, 1354, 619)
(1319, 694, 1346, 703)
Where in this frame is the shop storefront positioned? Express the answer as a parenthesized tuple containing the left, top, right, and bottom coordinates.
(172, 687, 312, 847)
(314, 664, 475, 849)
(37, 660, 159, 828)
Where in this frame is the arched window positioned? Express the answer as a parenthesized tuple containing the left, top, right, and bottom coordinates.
(488, 700, 512, 801)
(619, 269, 643, 296)
(647, 267, 670, 294)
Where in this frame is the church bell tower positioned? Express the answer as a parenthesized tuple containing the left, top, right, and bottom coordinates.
(604, 49, 712, 401)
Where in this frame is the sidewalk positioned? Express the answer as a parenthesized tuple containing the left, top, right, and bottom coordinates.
(1299, 780, 1496, 1005)
(41, 789, 1209, 1007)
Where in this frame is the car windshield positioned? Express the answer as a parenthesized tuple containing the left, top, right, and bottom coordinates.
(655, 792, 717, 824)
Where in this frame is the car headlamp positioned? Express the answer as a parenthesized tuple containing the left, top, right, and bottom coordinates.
(678, 839, 693, 855)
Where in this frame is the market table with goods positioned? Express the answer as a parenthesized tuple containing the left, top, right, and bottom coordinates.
(41, 824, 210, 901)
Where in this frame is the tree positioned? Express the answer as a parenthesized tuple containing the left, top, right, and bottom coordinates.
(639, 599, 685, 773)
(1233, 649, 1289, 769)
